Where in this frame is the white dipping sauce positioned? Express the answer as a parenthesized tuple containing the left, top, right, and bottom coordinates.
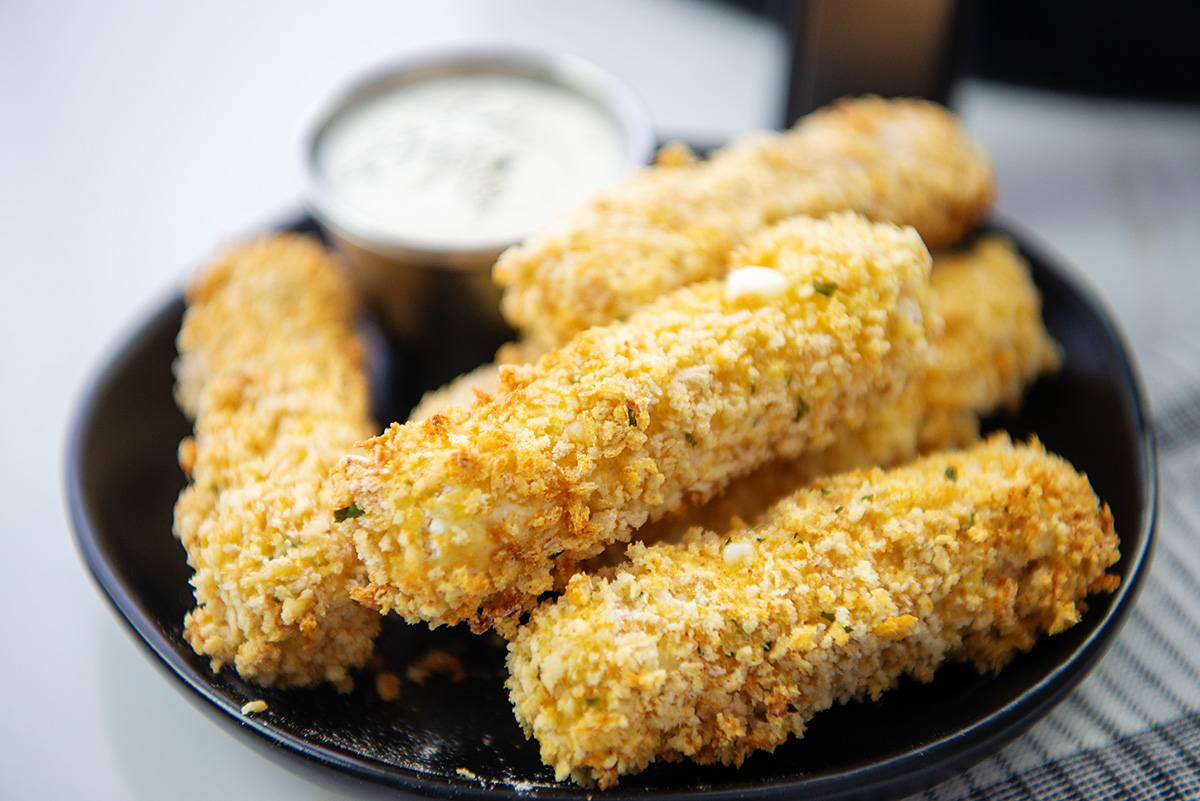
(317, 73, 630, 248)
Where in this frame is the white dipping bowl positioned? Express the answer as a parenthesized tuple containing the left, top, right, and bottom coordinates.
(300, 47, 656, 341)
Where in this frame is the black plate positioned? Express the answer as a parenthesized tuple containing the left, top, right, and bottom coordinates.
(66, 217, 1156, 800)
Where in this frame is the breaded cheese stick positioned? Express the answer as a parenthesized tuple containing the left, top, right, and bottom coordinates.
(412, 233, 1061, 549)
(173, 234, 381, 691)
(414, 233, 1058, 449)
(506, 435, 1121, 787)
(663, 232, 1062, 536)
(916, 233, 1062, 451)
(494, 96, 995, 351)
(330, 213, 936, 635)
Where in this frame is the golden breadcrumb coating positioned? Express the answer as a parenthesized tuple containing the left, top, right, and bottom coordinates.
(506, 435, 1121, 787)
(917, 233, 1063, 451)
(330, 213, 936, 635)
(172, 233, 381, 691)
(494, 96, 995, 351)
(651, 233, 1062, 537)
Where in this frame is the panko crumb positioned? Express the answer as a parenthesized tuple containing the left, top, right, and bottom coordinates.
(375, 671, 402, 701)
(240, 699, 269, 715)
(407, 649, 466, 685)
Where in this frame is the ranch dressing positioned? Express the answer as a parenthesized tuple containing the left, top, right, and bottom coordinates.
(317, 73, 630, 248)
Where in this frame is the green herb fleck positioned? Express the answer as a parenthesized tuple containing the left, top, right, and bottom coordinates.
(812, 280, 838, 296)
(794, 397, 810, 423)
(820, 611, 837, 622)
(964, 511, 976, 530)
(750, 382, 757, 394)
(833, 505, 843, 514)
(334, 502, 364, 522)
(819, 487, 831, 495)
(756, 537, 765, 543)
(627, 406, 638, 426)
(843, 625, 853, 633)
(731, 617, 748, 637)
(685, 432, 697, 448)
(586, 697, 599, 707)
(861, 494, 873, 502)
(944, 465, 958, 482)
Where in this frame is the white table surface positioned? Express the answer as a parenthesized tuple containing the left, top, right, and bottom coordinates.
(2, 2, 1198, 799)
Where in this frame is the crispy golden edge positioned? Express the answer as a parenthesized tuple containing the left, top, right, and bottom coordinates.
(494, 96, 995, 351)
(409, 362, 502, 423)
(172, 233, 381, 691)
(331, 213, 936, 635)
(505, 434, 1121, 787)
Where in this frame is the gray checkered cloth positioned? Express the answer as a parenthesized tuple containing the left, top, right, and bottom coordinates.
(910, 336, 1200, 801)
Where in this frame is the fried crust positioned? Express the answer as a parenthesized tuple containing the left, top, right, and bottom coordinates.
(506, 435, 1120, 787)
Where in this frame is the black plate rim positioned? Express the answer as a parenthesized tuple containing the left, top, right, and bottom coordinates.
(65, 217, 1158, 801)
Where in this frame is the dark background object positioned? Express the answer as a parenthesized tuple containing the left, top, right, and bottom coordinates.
(725, 0, 1200, 125)
(772, 0, 971, 123)
(966, 0, 1200, 103)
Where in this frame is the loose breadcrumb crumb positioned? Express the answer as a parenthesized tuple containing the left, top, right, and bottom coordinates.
(240, 700, 269, 715)
(406, 649, 467, 685)
(375, 672, 403, 702)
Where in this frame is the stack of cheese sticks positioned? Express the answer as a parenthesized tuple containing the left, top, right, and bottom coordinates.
(171, 96, 1118, 789)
